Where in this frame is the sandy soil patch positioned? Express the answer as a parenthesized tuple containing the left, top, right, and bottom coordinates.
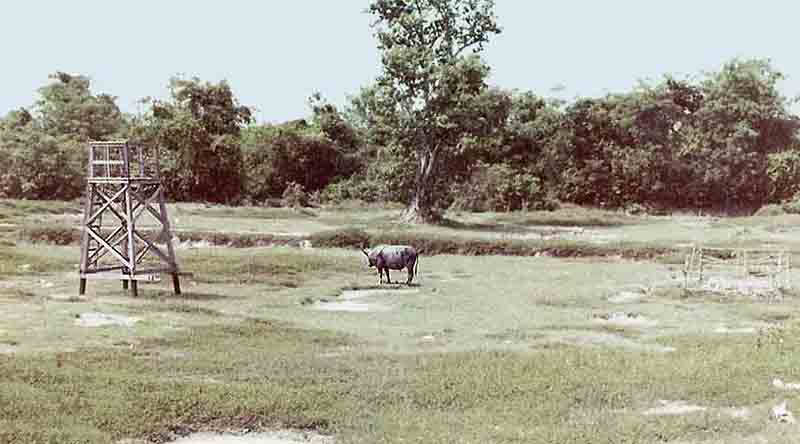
(724, 407, 753, 419)
(700, 275, 777, 295)
(313, 300, 390, 313)
(714, 325, 758, 334)
(169, 430, 333, 444)
(595, 312, 658, 328)
(608, 290, 646, 304)
(175, 239, 215, 249)
(773, 379, 800, 390)
(75, 312, 141, 327)
(771, 401, 796, 423)
(643, 400, 707, 416)
(312, 288, 418, 313)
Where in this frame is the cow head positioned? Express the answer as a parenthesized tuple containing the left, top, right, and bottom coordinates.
(361, 248, 375, 267)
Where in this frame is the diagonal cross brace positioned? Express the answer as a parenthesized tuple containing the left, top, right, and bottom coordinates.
(133, 229, 175, 269)
(86, 227, 131, 268)
(131, 185, 163, 225)
(88, 225, 126, 265)
(87, 186, 127, 226)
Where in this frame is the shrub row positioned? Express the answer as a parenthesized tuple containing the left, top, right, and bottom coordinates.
(23, 224, 687, 261)
(309, 228, 677, 260)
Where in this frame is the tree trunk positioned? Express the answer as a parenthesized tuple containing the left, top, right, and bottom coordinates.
(401, 146, 439, 224)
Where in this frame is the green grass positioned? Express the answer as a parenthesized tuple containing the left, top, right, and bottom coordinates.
(0, 199, 80, 219)
(2, 324, 798, 443)
(488, 203, 644, 227)
(172, 203, 319, 220)
(5, 201, 800, 443)
(0, 246, 74, 277)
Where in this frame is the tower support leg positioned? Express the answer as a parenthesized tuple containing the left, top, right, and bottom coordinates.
(79, 278, 87, 296)
(172, 274, 182, 295)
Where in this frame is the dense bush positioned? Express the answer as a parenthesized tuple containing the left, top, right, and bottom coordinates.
(282, 181, 309, 208)
(449, 163, 557, 212)
(0, 131, 84, 200)
(241, 123, 342, 203)
(768, 150, 800, 202)
(2, 59, 800, 216)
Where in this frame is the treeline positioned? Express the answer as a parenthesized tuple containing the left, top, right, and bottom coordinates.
(1, 59, 799, 214)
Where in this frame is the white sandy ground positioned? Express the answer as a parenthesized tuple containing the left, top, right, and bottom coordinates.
(773, 379, 800, 390)
(75, 312, 140, 327)
(642, 401, 754, 420)
(643, 400, 708, 416)
(312, 288, 419, 313)
(607, 290, 646, 304)
(166, 430, 333, 444)
(699, 275, 778, 295)
(771, 401, 796, 424)
(594, 312, 659, 327)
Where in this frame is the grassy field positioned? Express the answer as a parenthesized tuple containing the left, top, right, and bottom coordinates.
(3, 199, 800, 443)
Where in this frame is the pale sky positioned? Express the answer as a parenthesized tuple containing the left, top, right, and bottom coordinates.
(2, 1, 799, 123)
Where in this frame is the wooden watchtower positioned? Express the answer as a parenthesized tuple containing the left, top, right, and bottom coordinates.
(79, 140, 182, 297)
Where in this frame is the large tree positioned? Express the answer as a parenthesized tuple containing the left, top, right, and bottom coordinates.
(36, 72, 123, 141)
(367, 0, 506, 222)
(131, 77, 252, 203)
(0, 72, 123, 200)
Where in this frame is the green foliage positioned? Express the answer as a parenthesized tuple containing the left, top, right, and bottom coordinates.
(308, 227, 371, 248)
(768, 149, 800, 202)
(36, 72, 124, 141)
(0, 128, 84, 200)
(241, 122, 341, 202)
(0, 72, 123, 200)
(132, 77, 251, 203)
(282, 181, 309, 208)
(781, 194, 800, 214)
(367, 0, 508, 222)
(309, 93, 365, 178)
(450, 163, 556, 212)
(320, 176, 382, 204)
(681, 59, 798, 210)
(549, 60, 799, 212)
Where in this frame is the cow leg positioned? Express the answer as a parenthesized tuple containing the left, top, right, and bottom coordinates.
(385, 269, 391, 284)
(407, 265, 413, 285)
(378, 268, 384, 284)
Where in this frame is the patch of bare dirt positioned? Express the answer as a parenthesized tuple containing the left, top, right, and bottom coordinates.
(311, 288, 419, 313)
(594, 312, 658, 328)
(168, 430, 333, 444)
(643, 400, 707, 416)
(773, 379, 800, 390)
(699, 275, 777, 295)
(75, 312, 140, 327)
(713, 325, 759, 334)
(608, 290, 646, 304)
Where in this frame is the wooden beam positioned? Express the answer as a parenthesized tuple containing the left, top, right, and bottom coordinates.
(91, 186, 127, 224)
(86, 227, 130, 268)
